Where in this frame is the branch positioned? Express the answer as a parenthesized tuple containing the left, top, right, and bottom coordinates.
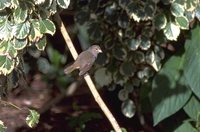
(53, 13, 122, 132)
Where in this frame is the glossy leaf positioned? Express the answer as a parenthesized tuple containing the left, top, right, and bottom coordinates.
(118, 89, 129, 101)
(39, 19, 56, 35)
(11, 0, 19, 9)
(57, 0, 70, 9)
(0, 55, 16, 75)
(13, 6, 28, 23)
(121, 99, 136, 118)
(163, 22, 180, 40)
(174, 121, 195, 132)
(171, 3, 185, 17)
(154, 13, 167, 30)
(184, 96, 200, 120)
(195, 4, 200, 21)
(0, 40, 17, 58)
(0, 120, 6, 132)
(0, 0, 11, 10)
(0, 19, 12, 40)
(175, 16, 189, 29)
(13, 38, 27, 50)
(35, 36, 47, 51)
(184, 26, 200, 99)
(12, 21, 31, 39)
(94, 68, 112, 87)
(29, 20, 43, 42)
(26, 109, 40, 128)
(127, 38, 140, 51)
(113, 46, 127, 61)
(184, 0, 198, 12)
(151, 55, 192, 126)
(119, 61, 136, 77)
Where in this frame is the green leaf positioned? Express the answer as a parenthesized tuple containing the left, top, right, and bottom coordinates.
(0, 120, 6, 132)
(12, 21, 31, 39)
(196, 4, 200, 21)
(184, 96, 200, 120)
(0, 18, 12, 40)
(26, 109, 40, 128)
(121, 99, 136, 118)
(154, 13, 167, 30)
(13, 38, 27, 50)
(174, 121, 196, 132)
(57, 0, 70, 9)
(127, 38, 140, 51)
(119, 61, 136, 77)
(151, 55, 192, 126)
(113, 46, 127, 61)
(0, 55, 16, 75)
(29, 20, 43, 42)
(94, 68, 112, 87)
(10, 0, 19, 9)
(184, 26, 200, 99)
(13, 6, 28, 23)
(171, 3, 185, 17)
(39, 19, 56, 35)
(0, 0, 11, 10)
(163, 22, 180, 40)
(35, 36, 47, 51)
(87, 22, 102, 41)
(184, 0, 198, 12)
(0, 40, 17, 58)
(175, 16, 189, 29)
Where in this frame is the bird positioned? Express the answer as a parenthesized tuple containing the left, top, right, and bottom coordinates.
(64, 45, 102, 76)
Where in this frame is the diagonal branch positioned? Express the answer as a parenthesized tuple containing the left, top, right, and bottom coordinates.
(53, 13, 122, 132)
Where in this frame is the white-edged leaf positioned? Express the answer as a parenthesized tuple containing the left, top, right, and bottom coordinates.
(57, 0, 70, 9)
(175, 16, 189, 30)
(0, 19, 12, 40)
(163, 22, 180, 40)
(0, 55, 17, 75)
(13, 6, 28, 23)
(35, 36, 47, 51)
(0, 40, 17, 58)
(26, 109, 40, 128)
(12, 21, 31, 39)
(13, 38, 27, 50)
(0, 0, 11, 10)
(171, 3, 185, 17)
(39, 19, 56, 35)
(94, 68, 112, 87)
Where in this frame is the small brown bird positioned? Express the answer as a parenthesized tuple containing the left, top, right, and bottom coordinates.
(64, 45, 102, 76)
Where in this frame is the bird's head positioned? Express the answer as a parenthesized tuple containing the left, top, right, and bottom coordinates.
(88, 45, 102, 57)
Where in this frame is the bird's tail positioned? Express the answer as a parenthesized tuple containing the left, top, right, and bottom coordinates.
(64, 64, 76, 74)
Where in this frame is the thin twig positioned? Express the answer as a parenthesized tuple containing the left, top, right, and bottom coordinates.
(53, 13, 122, 132)
(0, 100, 22, 110)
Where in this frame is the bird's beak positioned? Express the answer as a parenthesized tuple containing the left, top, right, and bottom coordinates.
(98, 49, 102, 53)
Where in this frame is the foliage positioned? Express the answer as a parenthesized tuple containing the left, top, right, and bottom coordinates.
(0, 120, 6, 132)
(151, 26, 200, 129)
(26, 109, 40, 128)
(0, 0, 70, 130)
(74, 0, 200, 121)
(0, 0, 70, 93)
(72, 0, 200, 130)
(1, 0, 200, 131)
